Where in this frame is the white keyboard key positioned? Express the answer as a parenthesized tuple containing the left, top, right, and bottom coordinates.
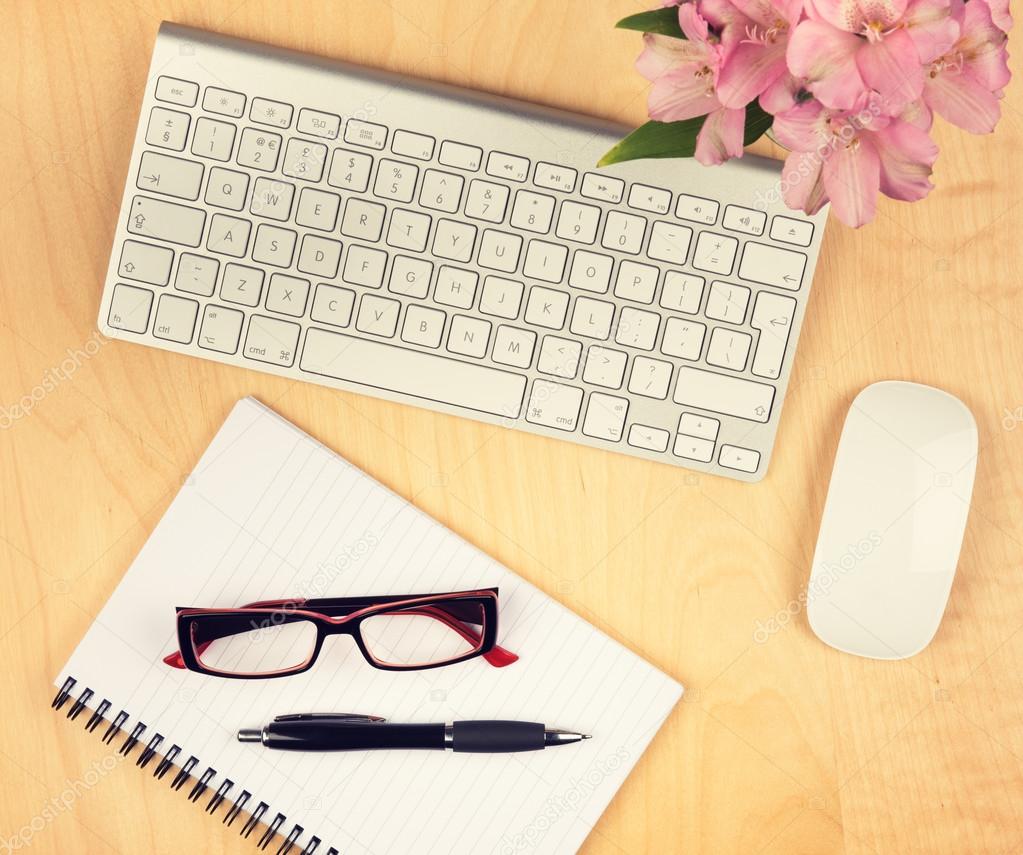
(420, 170, 464, 213)
(582, 345, 627, 388)
(534, 162, 577, 193)
(155, 76, 198, 107)
(511, 190, 555, 233)
(447, 315, 491, 358)
(391, 129, 435, 161)
(153, 293, 198, 343)
(137, 151, 204, 200)
(328, 149, 373, 193)
(118, 240, 173, 286)
(705, 281, 751, 324)
(601, 211, 646, 255)
(523, 240, 568, 283)
(203, 87, 245, 118)
(660, 271, 704, 314)
(679, 412, 720, 440)
(434, 266, 478, 309)
(526, 380, 583, 431)
(464, 180, 509, 223)
(647, 221, 693, 265)
(297, 234, 342, 278)
(583, 393, 629, 441)
(673, 367, 775, 422)
(675, 194, 719, 225)
(673, 434, 715, 463)
(174, 253, 219, 296)
(374, 158, 419, 203)
(297, 108, 341, 139)
(220, 264, 264, 306)
(580, 172, 624, 204)
(486, 151, 529, 182)
(250, 176, 295, 221)
(389, 255, 433, 299)
(492, 325, 536, 368)
(191, 117, 236, 161)
(251, 224, 297, 268)
(750, 290, 797, 379)
(569, 296, 614, 340)
(282, 138, 328, 181)
(480, 276, 523, 319)
(342, 245, 387, 288)
(723, 205, 766, 236)
(719, 444, 762, 473)
(198, 304, 244, 353)
(614, 306, 659, 350)
(438, 140, 483, 171)
(250, 97, 293, 129)
(301, 328, 526, 418)
(568, 250, 613, 293)
(738, 242, 807, 290)
(236, 127, 281, 171)
(244, 315, 300, 366)
(127, 196, 205, 247)
(628, 356, 672, 399)
(401, 304, 446, 348)
(706, 327, 753, 371)
(265, 273, 309, 317)
(628, 424, 669, 453)
(357, 294, 401, 337)
(770, 215, 814, 247)
(146, 107, 189, 151)
(341, 198, 386, 242)
(205, 167, 249, 211)
(478, 230, 522, 273)
(555, 200, 601, 244)
(311, 284, 355, 328)
(206, 214, 251, 258)
(524, 286, 569, 329)
(614, 260, 658, 304)
(661, 317, 706, 360)
(295, 188, 341, 231)
(692, 231, 738, 275)
(386, 209, 431, 252)
(344, 119, 387, 149)
(433, 219, 477, 263)
(628, 183, 671, 215)
(107, 283, 153, 333)
(538, 336, 581, 379)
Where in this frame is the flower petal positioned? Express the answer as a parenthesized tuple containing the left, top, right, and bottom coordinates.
(759, 72, 803, 113)
(855, 28, 925, 112)
(782, 150, 830, 215)
(985, 0, 1013, 31)
(717, 40, 789, 108)
(957, 0, 1011, 91)
(822, 135, 881, 226)
(873, 120, 938, 200)
(902, 0, 961, 63)
(787, 21, 866, 110)
(636, 33, 707, 81)
(923, 65, 1002, 132)
(771, 98, 829, 151)
(806, 0, 909, 30)
(649, 65, 723, 121)
(695, 107, 748, 165)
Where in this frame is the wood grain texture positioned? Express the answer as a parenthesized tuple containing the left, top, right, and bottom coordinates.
(1, 1, 1021, 853)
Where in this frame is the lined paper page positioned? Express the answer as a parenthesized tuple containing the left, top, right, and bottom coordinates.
(57, 398, 682, 854)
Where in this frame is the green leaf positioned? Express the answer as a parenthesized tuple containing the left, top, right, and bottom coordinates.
(742, 101, 774, 146)
(615, 8, 686, 38)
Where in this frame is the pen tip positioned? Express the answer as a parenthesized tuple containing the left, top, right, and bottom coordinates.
(582, 734, 592, 739)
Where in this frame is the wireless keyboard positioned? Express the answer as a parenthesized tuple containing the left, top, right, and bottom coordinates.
(99, 22, 828, 482)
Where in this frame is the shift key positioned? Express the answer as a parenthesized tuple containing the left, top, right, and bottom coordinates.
(673, 367, 775, 422)
(126, 195, 206, 247)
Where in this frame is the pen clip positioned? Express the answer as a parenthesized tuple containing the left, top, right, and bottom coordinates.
(272, 713, 387, 723)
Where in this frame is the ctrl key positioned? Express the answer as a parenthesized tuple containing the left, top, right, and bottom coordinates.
(243, 315, 300, 367)
(107, 283, 154, 333)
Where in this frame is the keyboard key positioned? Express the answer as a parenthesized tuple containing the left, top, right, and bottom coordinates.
(583, 393, 629, 441)
(127, 195, 205, 246)
(555, 201, 601, 244)
(356, 294, 401, 337)
(719, 444, 762, 473)
(282, 138, 328, 181)
(155, 76, 198, 107)
(614, 306, 659, 350)
(533, 162, 577, 193)
(538, 336, 581, 379)
(628, 356, 672, 399)
(252, 224, 297, 268)
(661, 317, 706, 360)
(510, 190, 555, 233)
(220, 263, 264, 306)
(435, 266, 478, 309)
(486, 151, 529, 182)
(118, 240, 173, 286)
(107, 283, 153, 333)
(265, 273, 309, 317)
(568, 250, 613, 293)
(478, 230, 522, 273)
(628, 183, 671, 215)
(401, 304, 446, 348)
(301, 328, 528, 418)
(344, 119, 387, 150)
(526, 380, 583, 431)
(433, 219, 477, 263)
(198, 304, 244, 354)
(250, 97, 293, 129)
(295, 188, 341, 231)
(297, 234, 342, 278)
(205, 167, 249, 211)
(153, 293, 198, 343)
(206, 214, 251, 258)
(137, 151, 204, 200)
(628, 424, 669, 453)
(464, 180, 509, 223)
(328, 149, 373, 193)
(675, 194, 718, 225)
(770, 215, 814, 247)
(614, 260, 658, 304)
(145, 107, 189, 151)
(480, 276, 523, 319)
(523, 240, 568, 283)
(692, 231, 738, 275)
(391, 129, 435, 161)
(297, 108, 341, 139)
(311, 284, 356, 328)
(420, 170, 464, 213)
(569, 296, 614, 339)
(738, 242, 807, 290)
(673, 434, 715, 463)
(244, 315, 300, 366)
(750, 290, 797, 379)
(388, 255, 433, 298)
(386, 209, 431, 252)
(647, 221, 692, 265)
(706, 327, 753, 371)
(492, 325, 536, 368)
(237, 127, 281, 171)
(341, 198, 386, 242)
(524, 286, 569, 329)
(673, 367, 775, 422)
(250, 176, 295, 221)
(439, 140, 483, 171)
(723, 205, 766, 236)
(679, 412, 720, 440)
(374, 158, 419, 203)
(580, 172, 624, 204)
(342, 245, 387, 288)
(660, 272, 704, 314)
(582, 345, 627, 388)
(174, 253, 219, 297)
(705, 281, 751, 324)
(203, 87, 245, 118)
(448, 315, 491, 358)
(601, 211, 646, 254)
(191, 117, 237, 161)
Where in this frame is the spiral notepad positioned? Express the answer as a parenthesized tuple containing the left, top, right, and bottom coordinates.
(52, 397, 683, 853)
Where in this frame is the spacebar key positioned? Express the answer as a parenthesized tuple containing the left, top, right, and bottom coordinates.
(673, 367, 776, 423)
(301, 328, 527, 418)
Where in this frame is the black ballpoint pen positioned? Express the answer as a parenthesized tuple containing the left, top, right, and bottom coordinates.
(237, 713, 591, 753)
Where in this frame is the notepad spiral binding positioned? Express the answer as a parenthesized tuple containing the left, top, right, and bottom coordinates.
(52, 676, 335, 855)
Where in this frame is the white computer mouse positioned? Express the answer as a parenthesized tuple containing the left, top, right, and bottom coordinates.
(807, 381, 978, 660)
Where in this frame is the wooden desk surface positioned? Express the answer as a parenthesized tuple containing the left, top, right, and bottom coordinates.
(2, 2, 1021, 852)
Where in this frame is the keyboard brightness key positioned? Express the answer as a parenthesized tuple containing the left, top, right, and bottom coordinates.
(526, 380, 583, 431)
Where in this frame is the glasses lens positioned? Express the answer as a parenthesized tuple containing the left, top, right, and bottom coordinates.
(360, 601, 486, 667)
(190, 614, 316, 675)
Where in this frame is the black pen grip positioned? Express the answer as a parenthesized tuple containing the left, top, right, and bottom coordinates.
(265, 721, 445, 751)
(451, 720, 545, 753)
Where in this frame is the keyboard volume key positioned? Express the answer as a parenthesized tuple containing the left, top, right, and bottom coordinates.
(673, 366, 775, 423)
(127, 196, 206, 247)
